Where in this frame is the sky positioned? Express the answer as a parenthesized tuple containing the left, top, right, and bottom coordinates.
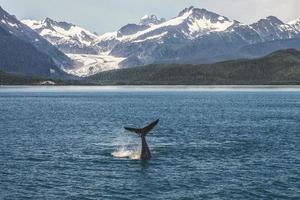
(0, 0, 299, 34)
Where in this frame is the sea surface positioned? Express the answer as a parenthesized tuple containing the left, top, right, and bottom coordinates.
(0, 86, 300, 199)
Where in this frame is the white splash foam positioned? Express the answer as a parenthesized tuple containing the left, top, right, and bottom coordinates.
(111, 131, 141, 160)
(112, 147, 140, 160)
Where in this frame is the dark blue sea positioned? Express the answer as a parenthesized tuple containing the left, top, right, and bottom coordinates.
(0, 86, 300, 200)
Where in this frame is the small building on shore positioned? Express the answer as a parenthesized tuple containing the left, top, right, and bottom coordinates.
(39, 80, 56, 85)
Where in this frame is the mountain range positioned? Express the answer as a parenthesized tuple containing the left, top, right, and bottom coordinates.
(1, 6, 300, 79)
(22, 6, 300, 77)
(3, 49, 300, 85)
(84, 49, 300, 85)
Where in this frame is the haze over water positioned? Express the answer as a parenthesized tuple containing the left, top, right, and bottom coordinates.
(0, 86, 300, 199)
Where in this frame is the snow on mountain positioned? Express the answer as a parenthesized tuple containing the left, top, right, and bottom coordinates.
(99, 7, 300, 68)
(19, 6, 300, 77)
(289, 19, 300, 31)
(250, 16, 300, 41)
(78, 7, 300, 74)
(139, 15, 166, 26)
(97, 6, 300, 50)
(176, 6, 235, 37)
(95, 7, 242, 66)
(65, 53, 125, 77)
(22, 18, 99, 54)
(0, 7, 71, 68)
(22, 17, 126, 76)
(0, 6, 71, 77)
(97, 6, 235, 44)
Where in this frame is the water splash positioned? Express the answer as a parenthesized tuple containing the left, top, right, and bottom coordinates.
(111, 130, 140, 160)
(112, 147, 140, 160)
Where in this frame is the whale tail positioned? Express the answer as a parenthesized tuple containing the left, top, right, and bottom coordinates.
(124, 119, 159, 160)
(124, 119, 159, 137)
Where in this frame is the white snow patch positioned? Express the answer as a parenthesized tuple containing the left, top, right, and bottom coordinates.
(133, 31, 168, 43)
(65, 53, 125, 77)
(141, 15, 149, 20)
(96, 31, 118, 42)
(0, 19, 19, 28)
(22, 19, 42, 29)
(288, 19, 300, 30)
(7, 22, 19, 28)
(98, 10, 193, 43)
(127, 11, 191, 41)
(188, 16, 234, 36)
(22, 19, 98, 46)
(218, 16, 225, 21)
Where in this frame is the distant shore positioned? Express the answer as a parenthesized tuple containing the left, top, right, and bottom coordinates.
(2, 85, 300, 92)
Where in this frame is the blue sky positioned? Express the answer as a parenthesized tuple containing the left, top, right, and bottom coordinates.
(0, 0, 299, 34)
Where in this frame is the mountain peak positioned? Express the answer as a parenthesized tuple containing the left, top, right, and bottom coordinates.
(178, 6, 230, 23)
(258, 16, 284, 25)
(178, 6, 213, 18)
(178, 6, 195, 17)
(0, 6, 11, 18)
(0, 5, 6, 13)
(42, 17, 74, 30)
(43, 17, 56, 25)
(139, 14, 165, 26)
(22, 17, 99, 54)
(288, 18, 300, 31)
(289, 18, 300, 24)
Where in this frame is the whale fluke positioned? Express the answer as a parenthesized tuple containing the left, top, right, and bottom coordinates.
(125, 119, 159, 136)
(124, 119, 159, 160)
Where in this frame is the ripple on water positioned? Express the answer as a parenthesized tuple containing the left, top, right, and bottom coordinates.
(1, 89, 300, 199)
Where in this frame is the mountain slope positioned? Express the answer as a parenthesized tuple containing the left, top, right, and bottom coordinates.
(0, 7, 72, 69)
(98, 7, 236, 44)
(22, 6, 300, 77)
(94, 6, 300, 68)
(289, 19, 300, 30)
(250, 16, 300, 41)
(0, 26, 66, 77)
(23, 17, 126, 76)
(84, 49, 300, 85)
(237, 38, 300, 58)
(22, 18, 99, 54)
(0, 7, 71, 78)
(0, 70, 52, 85)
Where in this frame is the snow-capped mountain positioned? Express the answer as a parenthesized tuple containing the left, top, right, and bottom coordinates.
(97, 7, 236, 44)
(22, 6, 300, 77)
(22, 17, 126, 76)
(95, 6, 300, 68)
(289, 19, 300, 31)
(91, 7, 241, 68)
(250, 16, 300, 41)
(22, 18, 99, 54)
(139, 15, 166, 26)
(0, 6, 71, 77)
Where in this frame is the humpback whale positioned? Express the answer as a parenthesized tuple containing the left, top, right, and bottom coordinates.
(124, 119, 159, 160)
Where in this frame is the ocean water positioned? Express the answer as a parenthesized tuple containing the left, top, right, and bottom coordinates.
(0, 86, 300, 200)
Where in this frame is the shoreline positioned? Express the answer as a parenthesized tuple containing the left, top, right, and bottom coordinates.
(2, 85, 300, 92)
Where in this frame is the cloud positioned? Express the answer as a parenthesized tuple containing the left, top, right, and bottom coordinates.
(201, 0, 300, 23)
